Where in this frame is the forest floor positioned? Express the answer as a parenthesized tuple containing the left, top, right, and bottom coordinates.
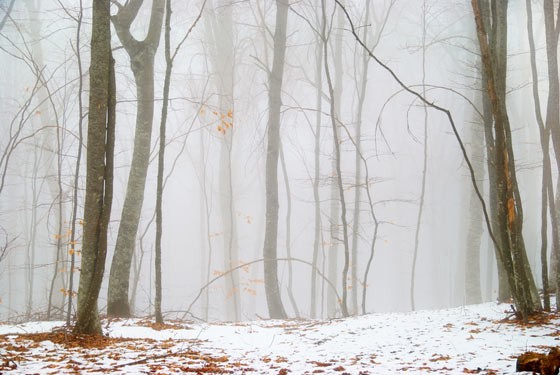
(0, 302, 558, 374)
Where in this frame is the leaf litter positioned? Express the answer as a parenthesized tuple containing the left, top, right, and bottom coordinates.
(0, 302, 559, 374)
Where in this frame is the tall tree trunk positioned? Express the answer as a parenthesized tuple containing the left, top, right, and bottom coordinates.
(543, 0, 560, 308)
(199, 126, 212, 321)
(463, 7, 486, 306)
(24, 154, 40, 319)
(464, 107, 484, 305)
(322, 0, 350, 318)
(410, 0, 430, 311)
(310, 17, 324, 319)
(204, 0, 240, 321)
(24, 0, 67, 319)
(66, 0, 85, 326)
(471, 0, 541, 320)
(154, 0, 173, 325)
(107, 0, 164, 318)
(325, 0, 346, 318)
(477, 0, 509, 303)
(263, 0, 289, 320)
(350, 0, 371, 315)
(74, 0, 115, 334)
(527, 0, 549, 310)
(280, 144, 300, 317)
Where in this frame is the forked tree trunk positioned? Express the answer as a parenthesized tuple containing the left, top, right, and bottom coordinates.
(107, 0, 164, 318)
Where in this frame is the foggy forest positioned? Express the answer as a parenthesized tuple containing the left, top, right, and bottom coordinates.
(1, 0, 560, 355)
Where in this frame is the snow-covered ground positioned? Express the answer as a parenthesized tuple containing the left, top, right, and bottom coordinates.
(0, 302, 558, 374)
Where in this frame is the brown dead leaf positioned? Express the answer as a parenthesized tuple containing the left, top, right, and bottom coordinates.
(310, 361, 332, 367)
(462, 368, 482, 374)
(430, 354, 451, 362)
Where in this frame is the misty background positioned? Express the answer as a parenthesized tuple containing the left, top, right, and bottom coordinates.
(0, 0, 549, 322)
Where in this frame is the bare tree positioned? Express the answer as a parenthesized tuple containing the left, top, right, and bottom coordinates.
(526, 0, 560, 311)
(62, 0, 86, 326)
(321, 0, 350, 318)
(74, 0, 115, 335)
(108, 0, 164, 318)
(263, 0, 289, 320)
(410, 0, 430, 311)
(310, 0, 324, 320)
(334, 0, 540, 320)
(471, 0, 540, 319)
(542, 0, 560, 308)
(203, 0, 241, 321)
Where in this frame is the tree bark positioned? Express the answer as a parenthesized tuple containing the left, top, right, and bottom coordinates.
(464, 109, 484, 305)
(263, 0, 289, 320)
(74, 0, 115, 334)
(107, 0, 164, 318)
(66, 0, 85, 326)
(543, 0, 560, 308)
(310, 15, 323, 319)
(350, 0, 371, 315)
(322, 0, 350, 318)
(204, 0, 240, 321)
(325, 1, 345, 318)
(471, 0, 540, 320)
(154, 0, 173, 325)
(526, 0, 552, 311)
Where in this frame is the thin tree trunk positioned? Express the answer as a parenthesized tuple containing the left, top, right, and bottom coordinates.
(74, 0, 115, 333)
(198, 125, 212, 320)
(280, 143, 300, 317)
(310, 22, 323, 319)
(527, 0, 551, 311)
(411, 0, 430, 311)
(322, 0, 350, 318)
(66, 0, 85, 326)
(204, 0, 240, 321)
(24, 154, 40, 319)
(154, 0, 173, 325)
(543, 0, 560, 308)
(262, 0, 289, 320)
(326, 1, 345, 318)
(24, 0, 67, 319)
(350, 0, 371, 315)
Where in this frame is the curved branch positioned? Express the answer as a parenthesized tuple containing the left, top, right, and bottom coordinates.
(182, 258, 342, 320)
(334, 0, 502, 263)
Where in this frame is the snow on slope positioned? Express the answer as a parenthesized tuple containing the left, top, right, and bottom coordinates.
(0, 302, 558, 374)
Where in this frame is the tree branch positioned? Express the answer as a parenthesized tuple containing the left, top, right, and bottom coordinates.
(333, 0, 503, 266)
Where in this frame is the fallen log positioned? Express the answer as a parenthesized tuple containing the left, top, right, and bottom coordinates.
(516, 347, 560, 375)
